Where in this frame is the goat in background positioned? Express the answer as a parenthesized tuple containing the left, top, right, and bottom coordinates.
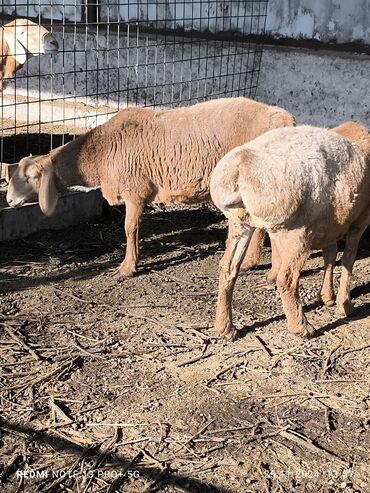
(0, 18, 59, 90)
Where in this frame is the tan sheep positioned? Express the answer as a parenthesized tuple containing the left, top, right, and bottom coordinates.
(263, 122, 370, 306)
(6, 97, 295, 277)
(210, 122, 370, 340)
(1, 19, 59, 90)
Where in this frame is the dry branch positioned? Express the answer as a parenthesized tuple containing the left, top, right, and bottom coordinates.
(279, 429, 348, 467)
(1, 324, 40, 361)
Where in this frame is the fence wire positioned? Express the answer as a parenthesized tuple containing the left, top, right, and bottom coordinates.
(0, 0, 268, 177)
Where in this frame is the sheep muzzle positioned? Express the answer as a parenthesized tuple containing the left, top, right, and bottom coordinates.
(42, 33, 59, 54)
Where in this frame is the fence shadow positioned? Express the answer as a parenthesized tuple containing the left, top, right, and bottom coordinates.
(237, 283, 370, 339)
(0, 417, 232, 493)
(1, 204, 370, 295)
(1, 132, 76, 164)
(0, 207, 226, 292)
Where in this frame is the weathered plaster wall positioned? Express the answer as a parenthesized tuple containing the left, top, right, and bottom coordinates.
(2, 4, 370, 129)
(3, 1, 370, 45)
(99, 0, 267, 34)
(5, 26, 369, 130)
(258, 45, 370, 127)
(265, 0, 370, 44)
(1, 0, 82, 22)
(100, 0, 370, 45)
(4, 27, 260, 110)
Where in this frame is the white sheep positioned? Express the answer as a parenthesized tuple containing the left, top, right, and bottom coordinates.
(210, 122, 370, 340)
(1, 19, 59, 90)
(6, 97, 295, 277)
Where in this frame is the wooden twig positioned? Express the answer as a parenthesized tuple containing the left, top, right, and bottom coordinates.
(253, 335, 273, 358)
(172, 419, 216, 455)
(43, 448, 93, 493)
(116, 437, 151, 447)
(66, 331, 104, 343)
(70, 339, 105, 360)
(140, 466, 168, 493)
(54, 289, 209, 345)
(83, 426, 119, 493)
(107, 451, 144, 493)
(279, 429, 348, 466)
(341, 343, 370, 356)
(205, 425, 254, 435)
(1, 324, 40, 361)
(0, 454, 23, 483)
(49, 396, 73, 426)
(53, 287, 94, 305)
(178, 325, 212, 341)
(0, 314, 36, 322)
(177, 353, 212, 367)
(153, 271, 203, 289)
(242, 391, 333, 401)
(86, 422, 153, 428)
(315, 379, 367, 383)
(7, 357, 79, 392)
(206, 363, 242, 385)
(245, 426, 289, 444)
(321, 344, 341, 377)
(0, 423, 31, 439)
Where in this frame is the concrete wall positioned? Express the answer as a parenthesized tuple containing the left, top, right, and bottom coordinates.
(99, 0, 267, 35)
(258, 45, 370, 127)
(4, 26, 261, 109)
(0, 188, 104, 242)
(2, 3, 370, 131)
(99, 0, 370, 45)
(265, 0, 370, 44)
(1, 0, 82, 22)
(4, 25, 370, 130)
(3, 1, 370, 45)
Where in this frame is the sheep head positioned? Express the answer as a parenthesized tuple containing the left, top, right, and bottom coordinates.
(3, 19, 59, 66)
(7, 155, 58, 216)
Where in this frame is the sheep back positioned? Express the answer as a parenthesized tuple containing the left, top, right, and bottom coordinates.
(212, 125, 370, 248)
(89, 98, 294, 206)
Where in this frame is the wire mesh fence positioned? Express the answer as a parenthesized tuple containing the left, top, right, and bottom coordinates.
(0, 0, 268, 179)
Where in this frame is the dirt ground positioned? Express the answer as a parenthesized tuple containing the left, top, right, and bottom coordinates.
(0, 120, 84, 165)
(0, 205, 369, 493)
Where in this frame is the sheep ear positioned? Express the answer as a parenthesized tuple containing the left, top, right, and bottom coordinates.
(12, 40, 27, 65)
(39, 166, 58, 216)
(3, 32, 27, 65)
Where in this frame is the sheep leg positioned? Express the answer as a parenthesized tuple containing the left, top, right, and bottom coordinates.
(240, 228, 265, 270)
(215, 223, 255, 340)
(274, 233, 315, 337)
(266, 237, 281, 284)
(241, 232, 282, 284)
(117, 200, 144, 278)
(336, 225, 367, 316)
(318, 243, 338, 307)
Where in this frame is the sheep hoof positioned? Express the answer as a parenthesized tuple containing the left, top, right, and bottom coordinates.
(323, 299, 335, 307)
(288, 322, 315, 338)
(337, 300, 355, 317)
(317, 294, 335, 307)
(240, 258, 259, 271)
(266, 269, 278, 284)
(215, 324, 237, 341)
(257, 280, 275, 291)
(114, 264, 137, 279)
